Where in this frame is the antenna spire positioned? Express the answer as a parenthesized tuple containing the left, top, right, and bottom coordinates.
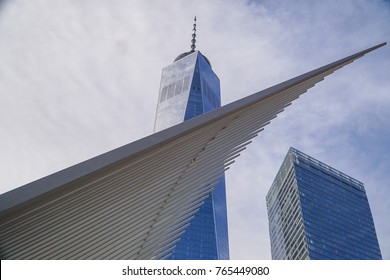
(191, 16, 196, 52)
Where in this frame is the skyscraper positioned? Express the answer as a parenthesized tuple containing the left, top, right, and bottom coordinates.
(153, 18, 229, 259)
(266, 147, 382, 260)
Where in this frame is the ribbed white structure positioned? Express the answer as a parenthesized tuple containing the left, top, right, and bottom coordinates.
(0, 43, 386, 259)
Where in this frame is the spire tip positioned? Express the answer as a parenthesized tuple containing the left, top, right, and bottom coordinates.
(191, 16, 197, 52)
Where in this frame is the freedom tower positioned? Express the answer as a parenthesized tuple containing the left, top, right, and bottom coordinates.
(154, 18, 229, 260)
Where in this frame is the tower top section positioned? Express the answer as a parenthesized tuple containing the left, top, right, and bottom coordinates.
(173, 16, 211, 66)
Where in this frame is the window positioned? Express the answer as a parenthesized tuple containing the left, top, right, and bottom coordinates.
(160, 86, 168, 102)
(167, 84, 175, 99)
(174, 79, 183, 96)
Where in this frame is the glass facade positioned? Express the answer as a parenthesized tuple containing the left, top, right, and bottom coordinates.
(154, 51, 229, 259)
(266, 147, 382, 260)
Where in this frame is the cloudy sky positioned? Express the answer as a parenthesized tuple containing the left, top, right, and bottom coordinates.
(0, 0, 389, 259)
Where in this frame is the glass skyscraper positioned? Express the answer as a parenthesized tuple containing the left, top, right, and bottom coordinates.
(153, 45, 229, 258)
(266, 147, 382, 260)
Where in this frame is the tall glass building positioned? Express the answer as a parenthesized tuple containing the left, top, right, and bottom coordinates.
(153, 24, 229, 259)
(266, 147, 382, 260)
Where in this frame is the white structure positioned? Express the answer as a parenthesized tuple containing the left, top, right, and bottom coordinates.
(0, 43, 386, 259)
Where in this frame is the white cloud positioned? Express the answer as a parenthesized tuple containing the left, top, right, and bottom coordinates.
(0, 0, 389, 259)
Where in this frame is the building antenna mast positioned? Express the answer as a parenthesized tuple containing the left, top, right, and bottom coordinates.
(191, 16, 196, 52)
